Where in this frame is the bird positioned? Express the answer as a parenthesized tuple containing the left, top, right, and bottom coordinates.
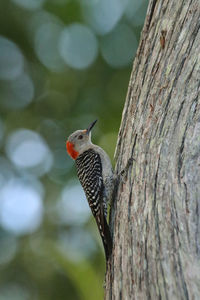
(66, 120, 113, 261)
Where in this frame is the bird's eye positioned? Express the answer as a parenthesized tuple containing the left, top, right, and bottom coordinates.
(78, 135, 83, 140)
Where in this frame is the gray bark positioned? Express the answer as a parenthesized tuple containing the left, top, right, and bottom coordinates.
(105, 0, 200, 299)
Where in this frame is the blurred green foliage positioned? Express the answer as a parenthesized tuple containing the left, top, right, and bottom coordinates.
(0, 0, 148, 299)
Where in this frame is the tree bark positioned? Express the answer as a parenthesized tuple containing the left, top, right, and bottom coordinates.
(105, 0, 200, 299)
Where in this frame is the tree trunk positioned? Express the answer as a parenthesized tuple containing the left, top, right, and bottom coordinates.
(105, 0, 200, 299)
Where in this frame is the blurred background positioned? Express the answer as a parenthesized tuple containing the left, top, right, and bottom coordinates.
(0, 0, 148, 299)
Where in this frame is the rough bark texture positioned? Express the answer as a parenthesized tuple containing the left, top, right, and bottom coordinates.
(105, 0, 200, 299)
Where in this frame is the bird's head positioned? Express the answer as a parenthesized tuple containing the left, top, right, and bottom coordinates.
(66, 120, 97, 159)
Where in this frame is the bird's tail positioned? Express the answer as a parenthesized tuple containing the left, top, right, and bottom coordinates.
(96, 215, 113, 261)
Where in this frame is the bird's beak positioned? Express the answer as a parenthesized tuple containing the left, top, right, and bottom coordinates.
(86, 119, 97, 134)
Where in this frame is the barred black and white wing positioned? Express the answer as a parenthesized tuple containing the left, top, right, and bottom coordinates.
(75, 149, 112, 260)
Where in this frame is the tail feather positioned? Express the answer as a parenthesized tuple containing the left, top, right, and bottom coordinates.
(97, 216, 113, 261)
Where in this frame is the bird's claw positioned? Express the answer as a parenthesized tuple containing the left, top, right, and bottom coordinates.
(119, 157, 135, 183)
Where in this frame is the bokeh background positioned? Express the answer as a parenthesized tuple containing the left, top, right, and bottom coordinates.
(0, 0, 148, 299)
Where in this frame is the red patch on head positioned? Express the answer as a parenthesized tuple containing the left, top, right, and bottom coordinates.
(66, 141, 79, 160)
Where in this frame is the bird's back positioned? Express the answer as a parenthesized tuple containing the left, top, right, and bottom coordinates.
(75, 149, 104, 216)
(75, 148, 112, 260)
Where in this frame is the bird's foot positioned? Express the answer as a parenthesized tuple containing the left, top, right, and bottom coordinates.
(118, 157, 135, 184)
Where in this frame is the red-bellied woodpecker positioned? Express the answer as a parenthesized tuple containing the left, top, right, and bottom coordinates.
(66, 120, 113, 260)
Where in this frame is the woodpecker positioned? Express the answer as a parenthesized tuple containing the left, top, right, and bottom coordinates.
(66, 120, 113, 260)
